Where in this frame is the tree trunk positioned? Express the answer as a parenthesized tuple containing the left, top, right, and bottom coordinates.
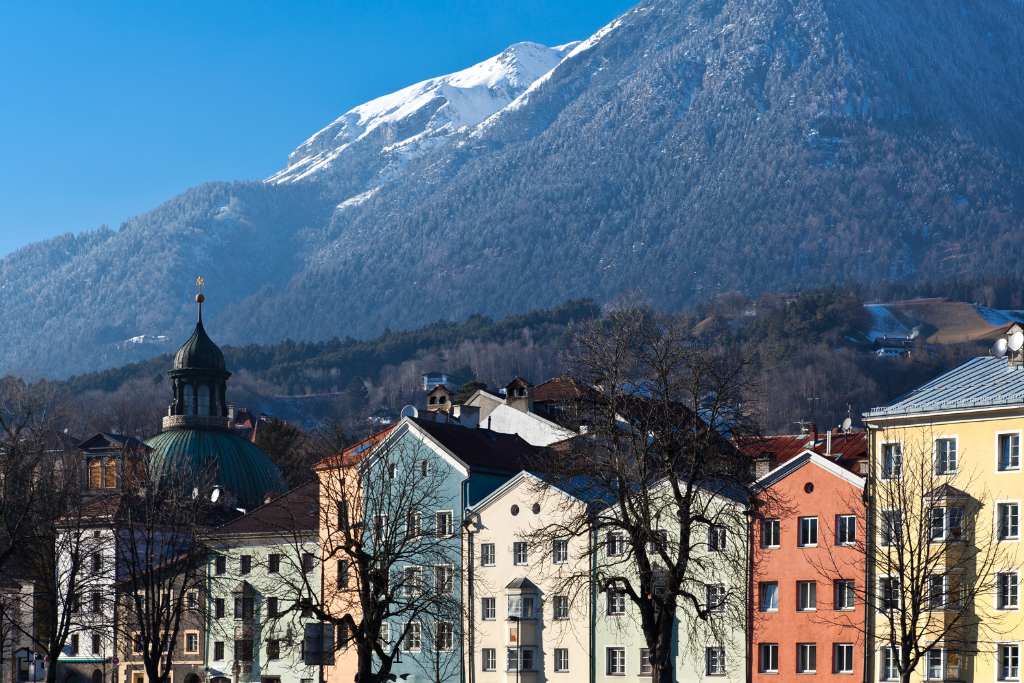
(356, 642, 374, 683)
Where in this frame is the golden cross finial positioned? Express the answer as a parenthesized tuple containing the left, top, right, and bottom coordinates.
(196, 275, 205, 292)
(195, 275, 206, 320)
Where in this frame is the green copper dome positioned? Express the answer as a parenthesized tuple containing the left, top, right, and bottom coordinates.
(173, 319, 226, 372)
(145, 428, 285, 509)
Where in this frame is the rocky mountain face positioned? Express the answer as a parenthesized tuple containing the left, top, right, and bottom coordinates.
(4, 0, 1024, 378)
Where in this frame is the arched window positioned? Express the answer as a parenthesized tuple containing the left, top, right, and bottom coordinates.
(197, 385, 211, 416)
(183, 384, 195, 415)
(102, 457, 117, 489)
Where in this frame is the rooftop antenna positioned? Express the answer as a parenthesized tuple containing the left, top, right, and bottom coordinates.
(400, 405, 418, 419)
(1009, 327, 1023, 353)
(993, 337, 1009, 358)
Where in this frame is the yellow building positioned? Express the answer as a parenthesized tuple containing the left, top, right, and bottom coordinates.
(864, 340, 1024, 682)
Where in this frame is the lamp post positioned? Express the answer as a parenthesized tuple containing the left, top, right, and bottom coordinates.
(508, 616, 521, 683)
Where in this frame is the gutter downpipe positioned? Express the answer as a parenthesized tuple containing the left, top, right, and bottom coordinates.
(589, 509, 597, 683)
(746, 504, 754, 683)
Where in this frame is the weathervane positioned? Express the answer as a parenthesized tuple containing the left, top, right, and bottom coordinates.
(195, 275, 206, 320)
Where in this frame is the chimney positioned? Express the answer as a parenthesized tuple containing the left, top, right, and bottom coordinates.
(754, 455, 772, 479)
(426, 385, 454, 414)
(856, 458, 869, 476)
(825, 430, 832, 458)
(452, 404, 480, 429)
(504, 377, 533, 413)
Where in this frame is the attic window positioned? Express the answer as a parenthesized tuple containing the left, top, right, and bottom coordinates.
(429, 397, 437, 405)
(439, 396, 447, 404)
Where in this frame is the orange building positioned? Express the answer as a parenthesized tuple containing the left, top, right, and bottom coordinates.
(751, 451, 865, 681)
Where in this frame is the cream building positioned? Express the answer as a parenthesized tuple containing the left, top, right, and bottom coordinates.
(864, 341, 1024, 682)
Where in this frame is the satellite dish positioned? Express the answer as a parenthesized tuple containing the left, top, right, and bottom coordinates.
(399, 405, 419, 419)
(210, 486, 221, 503)
(994, 337, 1009, 358)
(841, 416, 853, 432)
(1009, 329, 1024, 353)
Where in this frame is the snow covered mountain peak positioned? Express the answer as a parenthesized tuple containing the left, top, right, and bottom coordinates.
(267, 40, 578, 185)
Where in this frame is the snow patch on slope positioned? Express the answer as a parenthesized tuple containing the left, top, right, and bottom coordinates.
(268, 41, 578, 185)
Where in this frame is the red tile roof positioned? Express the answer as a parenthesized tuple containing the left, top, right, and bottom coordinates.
(737, 431, 867, 472)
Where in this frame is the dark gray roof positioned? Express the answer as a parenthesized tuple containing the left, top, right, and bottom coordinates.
(865, 357, 1024, 418)
(505, 577, 540, 591)
(173, 319, 226, 372)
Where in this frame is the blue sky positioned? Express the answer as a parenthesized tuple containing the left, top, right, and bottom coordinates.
(0, 1, 632, 257)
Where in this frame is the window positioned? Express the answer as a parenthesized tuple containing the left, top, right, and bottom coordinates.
(234, 595, 254, 619)
(267, 597, 278, 618)
(434, 565, 454, 595)
(881, 646, 897, 680)
(513, 542, 528, 565)
(403, 567, 422, 598)
(481, 597, 495, 620)
(835, 580, 855, 610)
(935, 438, 957, 475)
(420, 460, 430, 478)
(647, 529, 668, 553)
(797, 581, 817, 611)
(553, 595, 569, 620)
(836, 515, 856, 545)
(239, 555, 252, 575)
(69, 634, 79, 656)
(407, 511, 421, 538)
(266, 639, 280, 660)
(761, 519, 781, 547)
(705, 647, 726, 676)
(215, 598, 225, 619)
(387, 463, 397, 480)
(999, 643, 1020, 681)
(797, 643, 817, 673)
(187, 590, 199, 610)
(639, 649, 651, 676)
(435, 622, 454, 651)
(930, 506, 964, 541)
(302, 553, 315, 573)
(91, 552, 102, 573)
(482, 648, 496, 671)
(553, 539, 568, 564)
(507, 647, 536, 672)
(759, 582, 779, 611)
(926, 648, 958, 680)
(91, 634, 101, 655)
(214, 641, 225, 660)
(215, 555, 226, 575)
(882, 442, 903, 479)
(1000, 503, 1021, 540)
(69, 592, 79, 613)
(706, 584, 726, 613)
(379, 623, 390, 648)
(798, 517, 818, 547)
(508, 595, 536, 619)
(481, 543, 495, 566)
(759, 643, 779, 673)
(92, 591, 102, 613)
(1000, 434, 1021, 471)
(607, 532, 626, 556)
(606, 647, 626, 676)
(337, 560, 349, 589)
(880, 577, 900, 611)
(555, 648, 569, 672)
(185, 632, 199, 655)
(235, 639, 254, 662)
(403, 622, 421, 652)
(607, 590, 626, 616)
(881, 510, 902, 547)
(928, 575, 948, 610)
(834, 643, 854, 674)
(999, 572, 1020, 610)
(708, 525, 727, 551)
(268, 553, 281, 573)
(435, 511, 453, 537)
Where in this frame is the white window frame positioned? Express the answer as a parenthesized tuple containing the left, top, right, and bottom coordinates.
(833, 643, 854, 674)
(998, 431, 1023, 473)
(705, 646, 726, 676)
(553, 594, 569, 620)
(435, 510, 454, 538)
(881, 646, 898, 681)
(835, 579, 855, 611)
(999, 501, 1022, 541)
(797, 643, 817, 673)
(605, 647, 626, 676)
(999, 572, 1021, 610)
(481, 596, 496, 620)
(433, 564, 454, 596)
(879, 575, 901, 612)
(761, 518, 781, 548)
(512, 541, 529, 566)
(881, 441, 903, 479)
(184, 630, 200, 655)
(607, 589, 626, 616)
(836, 514, 856, 545)
(706, 583, 726, 613)
(797, 581, 817, 611)
(639, 648, 651, 676)
(403, 621, 421, 652)
(880, 510, 902, 547)
(552, 539, 568, 565)
(554, 647, 569, 673)
(999, 642, 1021, 681)
(482, 647, 496, 672)
(759, 643, 779, 673)
(708, 525, 727, 551)
(607, 532, 626, 557)
(480, 542, 495, 567)
(759, 582, 779, 612)
(933, 436, 958, 475)
(798, 517, 818, 547)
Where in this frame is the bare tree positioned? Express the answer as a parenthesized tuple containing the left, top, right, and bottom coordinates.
(528, 309, 760, 683)
(310, 431, 464, 683)
(116, 458, 212, 683)
(813, 430, 1011, 683)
